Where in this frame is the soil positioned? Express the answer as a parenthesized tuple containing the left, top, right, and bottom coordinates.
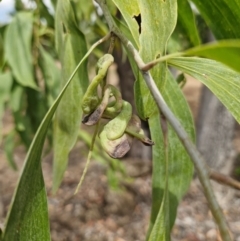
(0, 78, 240, 241)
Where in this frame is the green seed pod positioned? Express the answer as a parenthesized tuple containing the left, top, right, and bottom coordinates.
(82, 84, 123, 125)
(125, 115, 154, 146)
(82, 54, 114, 114)
(104, 101, 132, 140)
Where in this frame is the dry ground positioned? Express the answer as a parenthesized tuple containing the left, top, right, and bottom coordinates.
(0, 78, 240, 241)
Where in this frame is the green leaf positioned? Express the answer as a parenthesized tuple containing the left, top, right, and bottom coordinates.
(177, 0, 200, 47)
(0, 72, 15, 168)
(114, 17, 138, 49)
(184, 40, 240, 73)
(112, 0, 140, 47)
(168, 57, 240, 123)
(168, 0, 200, 53)
(114, 17, 139, 77)
(159, 40, 240, 73)
(72, 0, 95, 23)
(9, 85, 32, 147)
(0, 32, 4, 69)
(2, 84, 50, 240)
(148, 185, 170, 241)
(191, 0, 240, 39)
(4, 131, 17, 170)
(2, 168, 50, 241)
(39, 46, 61, 107)
(4, 12, 37, 89)
(134, 0, 177, 119)
(39, 1, 54, 28)
(2, 30, 95, 240)
(52, 0, 89, 193)
(147, 71, 195, 239)
(0, 72, 12, 145)
(55, 0, 80, 56)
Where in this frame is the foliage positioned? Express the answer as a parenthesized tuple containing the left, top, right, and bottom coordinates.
(0, 0, 240, 240)
(0, 1, 58, 166)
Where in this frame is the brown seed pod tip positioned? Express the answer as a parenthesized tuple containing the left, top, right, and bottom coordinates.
(110, 138, 131, 158)
(141, 138, 155, 146)
(82, 114, 91, 124)
(101, 133, 133, 159)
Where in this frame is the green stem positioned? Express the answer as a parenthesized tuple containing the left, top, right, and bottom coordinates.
(74, 122, 100, 194)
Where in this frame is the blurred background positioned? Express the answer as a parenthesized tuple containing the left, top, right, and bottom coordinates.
(0, 0, 240, 240)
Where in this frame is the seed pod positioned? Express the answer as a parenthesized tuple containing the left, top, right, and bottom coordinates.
(99, 128, 133, 159)
(125, 114, 154, 146)
(104, 101, 132, 140)
(82, 87, 111, 125)
(82, 54, 114, 114)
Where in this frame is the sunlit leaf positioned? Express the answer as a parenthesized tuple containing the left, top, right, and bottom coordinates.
(168, 57, 240, 123)
(4, 12, 37, 89)
(134, 0, 177, 119)
(112, 0, 140, 47)
(184, 40, 240, 72)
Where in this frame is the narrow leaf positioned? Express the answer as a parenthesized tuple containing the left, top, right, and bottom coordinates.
(134, 0, 177, 119)
(112, 0, 140, 47)
(53, 0, 88, 193)
(4, 131, 17, 170)
(184, 40, 240, 73)
(4, 12, 37, 89)
(39, 46, 61, 107)
(2, 33, 97, 241)
(147, 71, 195, 238)
(177, 0, 200, 47)
(114, 17, 139, 77)
(191, 0, 240, 39)
(148, 185, 170, 241)
(10, 85, 32, 147)
(168, 57, 240, 123)
(2, 168, 50, 241)
(0, 72, 12, 141)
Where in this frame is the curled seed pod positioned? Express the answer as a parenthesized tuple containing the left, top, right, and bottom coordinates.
(104, 101, 132, 140)
(82, 54, 114, 114)
(125, 115, 154, 146)
(82, 84, 123, 125)
(99, 127, 133, 159)
(82, 87, 111, 125)
(103, 85, 123, 118)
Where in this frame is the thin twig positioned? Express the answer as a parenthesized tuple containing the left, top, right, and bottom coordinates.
(74, 122, 100, 194)
(209, 170, 240, 190)
(95, 1, 232, 240)
(141, 52, 183, 71)
(130, 164, 240, 191)
(108, 32, 116, 54)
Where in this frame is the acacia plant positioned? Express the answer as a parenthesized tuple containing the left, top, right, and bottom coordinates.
(1, 0, 240, 240)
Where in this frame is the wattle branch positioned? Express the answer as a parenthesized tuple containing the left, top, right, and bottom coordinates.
(95, 0, 232, 240)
